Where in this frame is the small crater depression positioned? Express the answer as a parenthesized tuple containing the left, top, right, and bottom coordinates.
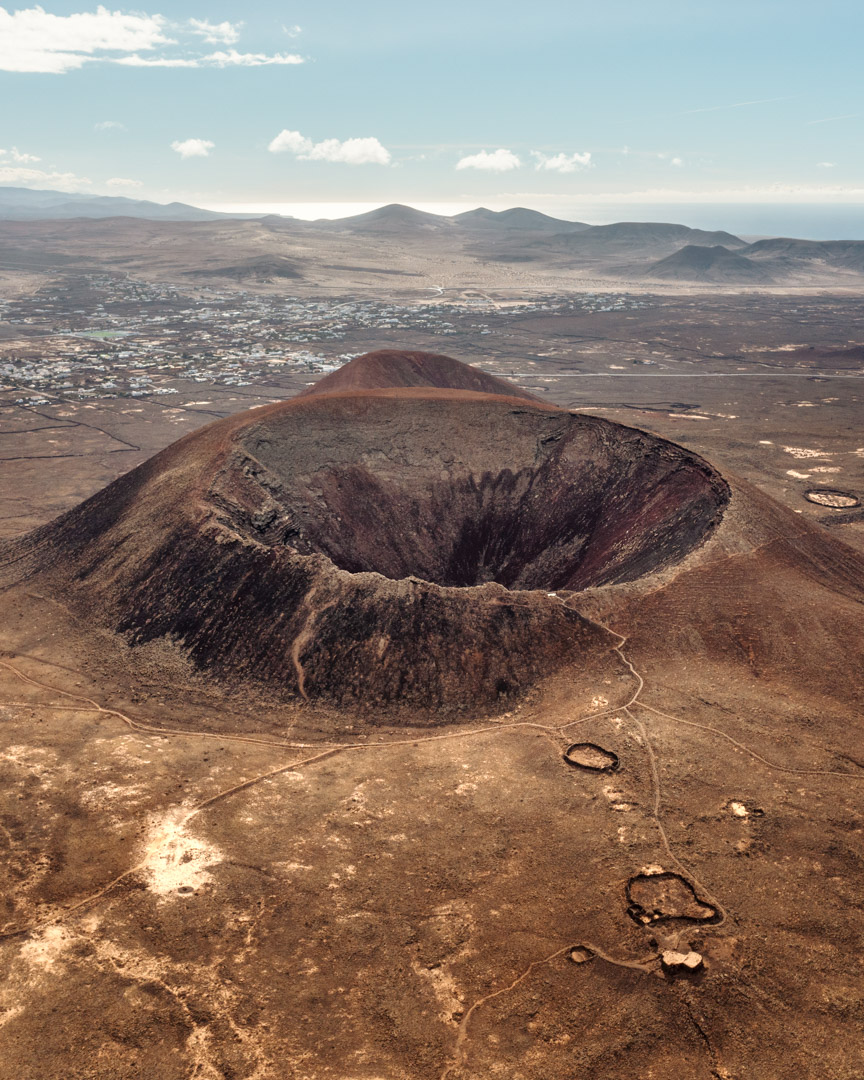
(626, 872, 718, 926)
(563, 742, 620, 772)
(804, 489, 860, 509)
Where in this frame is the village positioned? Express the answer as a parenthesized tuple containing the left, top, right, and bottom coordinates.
(0, 272, 647, 407)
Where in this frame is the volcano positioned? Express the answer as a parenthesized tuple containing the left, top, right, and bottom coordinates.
(296, 348, 541, 399)
(0, 350, 733, 716)
(644, 244, 774, 283)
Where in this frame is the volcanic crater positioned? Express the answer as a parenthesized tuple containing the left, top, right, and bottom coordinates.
(2, 352, 730, 717)
(240, 391, 729, 590)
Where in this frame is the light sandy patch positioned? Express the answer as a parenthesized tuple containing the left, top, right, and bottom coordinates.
(454, 782, 478, 795)
(2, 745, 53, 768)
(787, 470, 811, 479)
(106, 739, 157, 766)
(274, 861, 313, 874)
(412, 960, 464, 1024)
(782, 446, 829, 459)
(0, 1006, 23, 1028)
(80, 781, 146, 810)
(18, 925, 75, 971)
(141, 805, 222, 898)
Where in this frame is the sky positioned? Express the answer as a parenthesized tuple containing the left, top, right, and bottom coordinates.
(1, 0, 863, 236)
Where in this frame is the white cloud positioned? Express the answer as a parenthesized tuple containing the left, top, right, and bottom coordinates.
(268, 130, 310, 154)
(114, 53, 198, 67)
(282, 23, 301, 36)
(531, 150, 591, 173)
(456, 149, 521, 172)
(0, 165, 92, 191)
(0, 5, 171, 73)
(187, 18, 240, 45)
(115, 48, 303, 68)
(0, 146, 40, 163)
(0, 7, 303, 73)
(268, 129, 392, 165)
(816, 161, 836, 168)
(670, 157, 684, 167)
(304, 138, 391, 165)
(105, 176, 143, 187)
(171, 138, 214, 158)
(204, 49, 303, 67)
(95, 119, 125, 131)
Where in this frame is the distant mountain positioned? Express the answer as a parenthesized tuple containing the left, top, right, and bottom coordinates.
(644, 244, 774, 283)
(557, 221, 746, 251)
(743, 237, 864, 275)
(322, 204, 454, 233)
(0, 186, 256, 222)
(453, 207, 590, 232)
(3, 192, 863, 287)
(475, 219, 750, 273)
(323, 204, 591, 235)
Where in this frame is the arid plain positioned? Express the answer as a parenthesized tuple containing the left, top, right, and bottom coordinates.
(1, 211, 863, 1080)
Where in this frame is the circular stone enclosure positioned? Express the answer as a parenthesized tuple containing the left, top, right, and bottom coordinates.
(241, 394, 730, 592)
(805, 488, 860, 509)
(563, 743, 620, 771)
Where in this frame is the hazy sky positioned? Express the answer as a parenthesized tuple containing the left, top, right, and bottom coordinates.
(1, 0, 863, 232)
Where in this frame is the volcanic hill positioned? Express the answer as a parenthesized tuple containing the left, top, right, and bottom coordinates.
(0, 349, 735, 716)
(296, 348, 541, 399)
(644, 244, 774, 283)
